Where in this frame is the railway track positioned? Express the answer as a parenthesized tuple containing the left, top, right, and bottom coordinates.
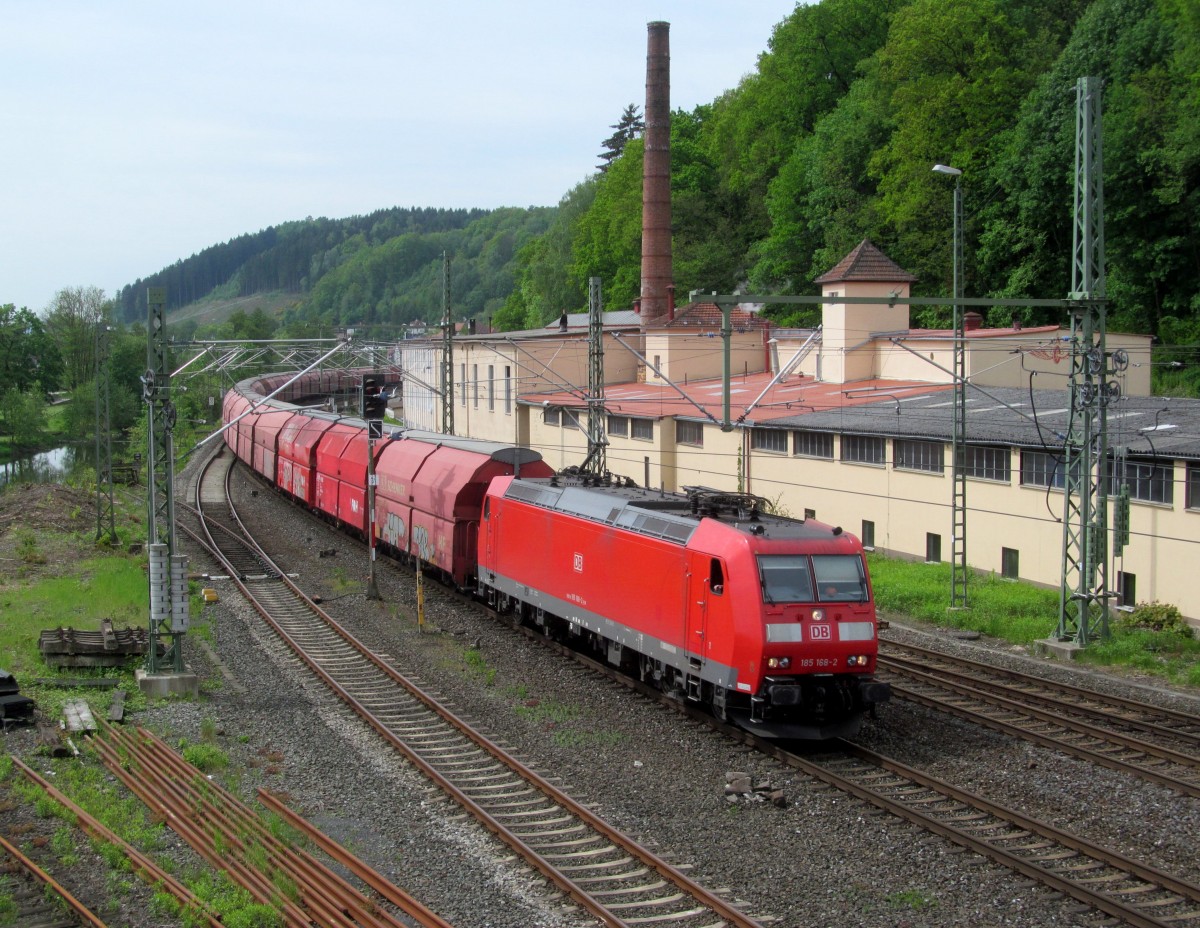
(877, 640, 1200, 798)
(192, 445, 1200, 928)
(185, 443, 766, 928)
(495, 620, 1200, 928)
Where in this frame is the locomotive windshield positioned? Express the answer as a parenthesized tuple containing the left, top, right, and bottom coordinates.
(758, 554, 868, 603)
(812, 555, 869, 602)
(757, 555, 815, 603)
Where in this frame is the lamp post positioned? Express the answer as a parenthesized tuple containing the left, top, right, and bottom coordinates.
(933, 163, 967, 607)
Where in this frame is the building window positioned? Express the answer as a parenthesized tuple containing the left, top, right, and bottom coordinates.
(804, 508, 816, 521)
(842, 434, 886, 466)
(1117, 571, 1137, 607)
(751, 428, 788, 453)
(1019, 450, 1079, 489)
(543, 406, 561, 426)
(677, 420, 704, 447)
(608, 415, 629, 438)
(1112, 457, 1173, 505)
(563, 409, 580, 430)
(793, 431, 834, 459)
(472, 364, 479, 408)
(631, 418, 654, 441)
(894, 439, 944, 474)
(1001, 547, 1019, 579)
(1189, 463, 1200, 510)
(459, 362, 467, 407)
(861, 520, 875, 550)
(504, 366, 512, 414)
(926, 533, 941, 563)
(965, 445, 1011, 482)
(487, 365, 495, 411)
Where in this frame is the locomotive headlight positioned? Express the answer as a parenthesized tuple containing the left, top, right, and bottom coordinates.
(767, 657, 791, 669)
(846, 654, 869, 667)
(812, 609, 825, 621)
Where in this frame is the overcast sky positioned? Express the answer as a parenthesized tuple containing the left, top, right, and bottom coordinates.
(3, 1, 797, 313)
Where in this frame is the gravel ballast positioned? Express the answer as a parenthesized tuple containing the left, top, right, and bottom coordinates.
(6, 459, 1200, 928)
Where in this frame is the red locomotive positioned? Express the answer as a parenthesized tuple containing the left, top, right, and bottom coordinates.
(223, 376, 889, 738)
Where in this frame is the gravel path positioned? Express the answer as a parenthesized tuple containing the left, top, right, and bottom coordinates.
(6, 456, 1200, 928)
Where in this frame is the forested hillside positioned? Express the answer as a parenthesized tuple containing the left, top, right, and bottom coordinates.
(499, 0, 1197, 373)
(116, 0, 1197, 388)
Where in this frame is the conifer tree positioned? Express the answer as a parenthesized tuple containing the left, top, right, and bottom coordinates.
(597, 104, 645, 173)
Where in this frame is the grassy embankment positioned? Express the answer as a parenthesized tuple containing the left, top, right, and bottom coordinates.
(869, 554, 1200, 688)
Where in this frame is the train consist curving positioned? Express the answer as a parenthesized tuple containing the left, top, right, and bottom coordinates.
(223, 373, 889, 738)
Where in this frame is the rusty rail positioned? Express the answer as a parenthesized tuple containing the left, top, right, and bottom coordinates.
(10, 756, 222, 928)
(91, 720, 455, 928)
(0, 831, 109, 928)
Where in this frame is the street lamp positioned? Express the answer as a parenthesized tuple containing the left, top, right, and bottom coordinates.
(932, 165, 963, 309)
(933, 163, 967, 608)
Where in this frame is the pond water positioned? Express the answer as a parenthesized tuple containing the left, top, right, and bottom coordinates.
(0, 445, 88, 489)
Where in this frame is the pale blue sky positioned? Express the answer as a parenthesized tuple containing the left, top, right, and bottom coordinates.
(3, 1, 797, 313)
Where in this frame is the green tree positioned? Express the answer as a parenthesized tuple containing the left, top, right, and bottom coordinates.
(43, 286, 110, 390)
(571, 138, 645, 310)
(0, 388, 46, 449)
(0, 304, 63, 393)
(597, 104, 644, 173)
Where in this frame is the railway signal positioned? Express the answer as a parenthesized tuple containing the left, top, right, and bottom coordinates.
(361, 374, 387, 420)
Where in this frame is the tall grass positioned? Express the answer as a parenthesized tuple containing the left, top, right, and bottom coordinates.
(0, 555, 147, 675)
(868, 555, 1059, 645)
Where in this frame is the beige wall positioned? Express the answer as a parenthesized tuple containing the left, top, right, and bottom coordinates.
(738, 435, 1198, 624)
(643, 330, 768, 384)
(777, 326, 1153, 397)
(818, 282, 913, 384)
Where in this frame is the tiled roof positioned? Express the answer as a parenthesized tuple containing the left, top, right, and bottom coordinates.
(650, 301, 773, 329)
(814, 239, 918, 285)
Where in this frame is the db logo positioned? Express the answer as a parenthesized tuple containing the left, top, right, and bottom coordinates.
(573, 553, 584, 573)
(810, 623, 832, 641)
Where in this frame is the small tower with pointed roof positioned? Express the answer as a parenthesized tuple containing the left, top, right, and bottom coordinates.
(814, 239, 917, 384)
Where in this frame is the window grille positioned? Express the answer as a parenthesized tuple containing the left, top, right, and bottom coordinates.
(894, 439, 944, 474)
(793, 431, 834, 459)
(842, 434, 886, 466)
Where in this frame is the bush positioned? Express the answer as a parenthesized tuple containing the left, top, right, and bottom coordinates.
(1120, 601, 1194, 638)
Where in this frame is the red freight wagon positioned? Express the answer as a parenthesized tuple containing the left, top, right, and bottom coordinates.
(314, 422, 367, 530)
(373, 430, 552, 588)
(251, 408, 295, 484)
(276, 414, 336, 508)
(222, 392, 253, 458)
(478, 476, 889, 738)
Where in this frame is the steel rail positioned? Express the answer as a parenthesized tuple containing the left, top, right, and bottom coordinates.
(256, 790, 456, 928)
(480, 610, 1200, 928)
(881, 639, 1200, 746)
(192, 447, 762, 928)
(9, 758, 224, 928)
(91, 720, 448, 928)
(0, 831, 109, 928)
(879, 659, 1200, 797)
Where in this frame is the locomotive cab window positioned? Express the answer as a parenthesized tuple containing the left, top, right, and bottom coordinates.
(757, 555, 814, 603)
(709, 558, 725, 595)
(812, 555, 868, 602)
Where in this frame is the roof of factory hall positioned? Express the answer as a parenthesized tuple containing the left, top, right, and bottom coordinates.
(523, 370, 949, 428)
(757, 384, 1200, 460)
(523, 372, 1200, 460)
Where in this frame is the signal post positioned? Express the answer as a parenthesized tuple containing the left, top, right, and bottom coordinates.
(362, 375, 386, 601)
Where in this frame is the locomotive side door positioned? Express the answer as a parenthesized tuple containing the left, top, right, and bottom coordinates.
(686, 553, 724, 660)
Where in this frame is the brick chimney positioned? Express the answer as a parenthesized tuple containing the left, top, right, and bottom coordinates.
(640, 21, 672, 328)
